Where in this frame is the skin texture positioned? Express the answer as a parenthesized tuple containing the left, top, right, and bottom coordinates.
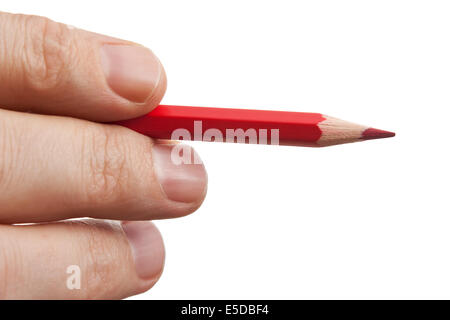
(0, 11, 208, 299)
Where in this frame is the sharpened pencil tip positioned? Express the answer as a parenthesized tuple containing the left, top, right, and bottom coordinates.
(362, 128, 395, 140)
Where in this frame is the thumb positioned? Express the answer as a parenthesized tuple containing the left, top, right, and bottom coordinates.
(0, 12, 166, 121)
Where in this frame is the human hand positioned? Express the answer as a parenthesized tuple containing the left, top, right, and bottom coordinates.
(0, 11, 207, 299)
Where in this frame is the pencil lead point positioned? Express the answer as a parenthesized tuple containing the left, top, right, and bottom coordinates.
(362, 128, 395, 140)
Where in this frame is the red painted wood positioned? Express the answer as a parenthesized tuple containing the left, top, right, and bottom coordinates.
(114, 105, 325, 146)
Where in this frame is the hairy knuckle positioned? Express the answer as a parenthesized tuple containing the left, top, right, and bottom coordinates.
(21, 15, 77, 92)
(81, 126, 130, 205)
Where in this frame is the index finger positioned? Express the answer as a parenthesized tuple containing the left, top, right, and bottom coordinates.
(0, 11, 166, 121)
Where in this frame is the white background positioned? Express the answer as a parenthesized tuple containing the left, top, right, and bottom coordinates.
(3, 0, 450, 299)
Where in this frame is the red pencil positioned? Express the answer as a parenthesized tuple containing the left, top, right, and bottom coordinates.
(114, 105, 395, 147)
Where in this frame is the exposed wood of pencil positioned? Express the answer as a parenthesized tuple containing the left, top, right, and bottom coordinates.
(113, 105, 395, 147)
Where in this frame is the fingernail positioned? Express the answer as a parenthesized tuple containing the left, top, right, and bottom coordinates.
(152, 144, 208, 203)
(122, 221, 165, 280)
(100, 44, 162, 103)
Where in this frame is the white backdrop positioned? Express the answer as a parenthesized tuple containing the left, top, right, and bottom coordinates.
(3, 0, 449, 299)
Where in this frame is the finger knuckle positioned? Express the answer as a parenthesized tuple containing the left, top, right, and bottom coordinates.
(80, 125, 131, 206)
(21, 14, 77, 93)
(0, 115, 22, 193)
(76, 221, 124, 299)
(0, 235, 23, 299)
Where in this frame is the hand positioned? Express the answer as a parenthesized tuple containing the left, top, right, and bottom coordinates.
(0, 11, 207, 299)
